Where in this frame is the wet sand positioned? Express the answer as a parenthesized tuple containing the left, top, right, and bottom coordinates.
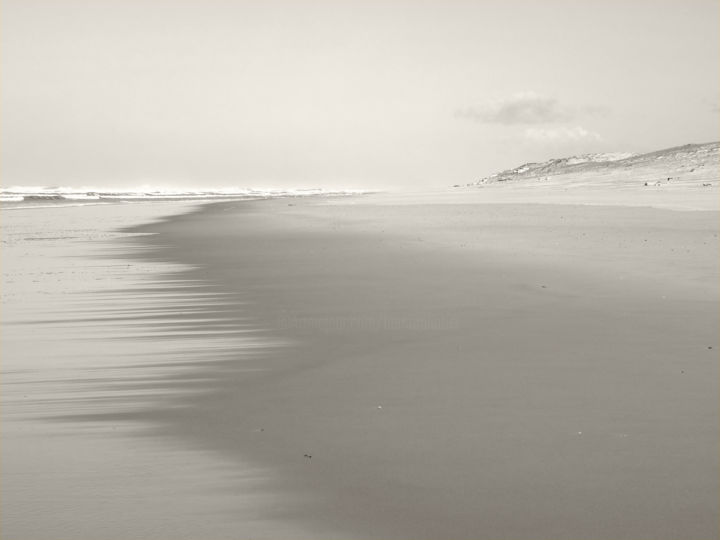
(1, 202, 314, 540)
(115, 191, 719, 539)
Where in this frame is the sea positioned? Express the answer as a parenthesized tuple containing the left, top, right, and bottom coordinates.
(0, 185, 363, 209)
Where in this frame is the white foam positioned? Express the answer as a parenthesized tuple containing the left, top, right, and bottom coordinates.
(0, 185, 370, 209)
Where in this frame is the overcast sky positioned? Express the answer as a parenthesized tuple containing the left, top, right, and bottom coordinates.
(2, 0, 718, 190)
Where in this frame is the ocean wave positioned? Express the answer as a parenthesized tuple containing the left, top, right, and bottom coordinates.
(0, 186, 369, 208)
(1, 201, 116, 210)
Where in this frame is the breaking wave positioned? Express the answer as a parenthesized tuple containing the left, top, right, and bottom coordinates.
(0, 186, 369, 209)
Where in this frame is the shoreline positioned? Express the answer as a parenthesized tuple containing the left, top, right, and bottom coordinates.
(2, 191, 717, 539)
(1, 201, 310, 540)
(112, 193, 718, 539)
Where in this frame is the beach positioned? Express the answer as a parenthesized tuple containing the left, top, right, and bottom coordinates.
(3, 0, 718, 536)
(2, 189, 718, 539)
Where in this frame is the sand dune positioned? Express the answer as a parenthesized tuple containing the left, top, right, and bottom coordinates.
(474, 141, 719, 191)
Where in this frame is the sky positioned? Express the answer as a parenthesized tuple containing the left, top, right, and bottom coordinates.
(2, 0, 718, 190)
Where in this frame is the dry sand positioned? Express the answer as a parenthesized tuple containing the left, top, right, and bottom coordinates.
(107, 190, 719, 539)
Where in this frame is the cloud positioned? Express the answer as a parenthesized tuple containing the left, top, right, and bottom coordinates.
(582, 104, 612, 117)
(456, 92, 574, 125)
(523, 126, 602, 142)
(456, 92, 604, 145)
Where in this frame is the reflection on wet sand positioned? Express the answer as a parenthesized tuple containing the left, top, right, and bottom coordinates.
(1, 203, 309, 540)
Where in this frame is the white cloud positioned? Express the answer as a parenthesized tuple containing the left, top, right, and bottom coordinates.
(523, 126, 602, 142)
(456, 91, 574, 125)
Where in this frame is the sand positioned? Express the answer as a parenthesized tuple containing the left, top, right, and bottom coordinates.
(2, 189, 718, 539)
(110, 190, 717, 539)
(2, 202, 316, 540)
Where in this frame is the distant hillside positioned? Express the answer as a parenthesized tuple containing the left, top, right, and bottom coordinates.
(474, 142, 719, 189)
